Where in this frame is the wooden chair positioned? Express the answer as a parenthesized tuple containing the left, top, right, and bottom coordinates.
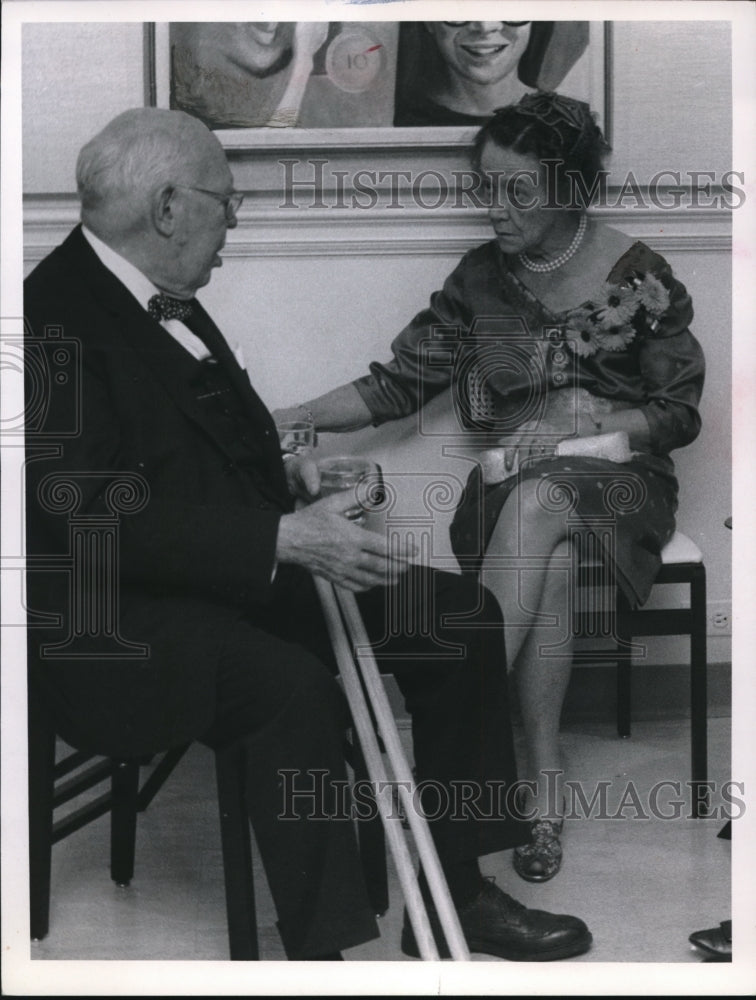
(28, 680, 259, 959)
(573, 529, 708, 815)
(28, 678, 389, 957)
(364, 461, 709, 814)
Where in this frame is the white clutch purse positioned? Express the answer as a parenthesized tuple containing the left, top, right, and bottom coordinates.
(556, 430, 633, 462)
(479, 431, 634, 485)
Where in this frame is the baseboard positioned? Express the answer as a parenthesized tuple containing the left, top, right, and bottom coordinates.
(562, 660, 731, 723)
(386, 661, 732, 729)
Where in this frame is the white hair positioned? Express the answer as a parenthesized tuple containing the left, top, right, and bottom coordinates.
(76, 108, 214, 233)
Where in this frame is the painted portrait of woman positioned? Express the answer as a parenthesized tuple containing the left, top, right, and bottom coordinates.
(393, 21, 591, 126)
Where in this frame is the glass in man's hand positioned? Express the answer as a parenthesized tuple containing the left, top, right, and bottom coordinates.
(317, 456, 382, 523)
(277, 420, 315, 455)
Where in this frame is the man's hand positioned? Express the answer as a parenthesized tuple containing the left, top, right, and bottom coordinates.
(276, 492, 416, 592)
(283, 453, 320, 502)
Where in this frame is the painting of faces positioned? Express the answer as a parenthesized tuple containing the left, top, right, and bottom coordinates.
(170, 21, 592, 129)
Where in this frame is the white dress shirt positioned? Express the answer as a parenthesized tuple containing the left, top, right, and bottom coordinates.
(81, 226, 247, 370)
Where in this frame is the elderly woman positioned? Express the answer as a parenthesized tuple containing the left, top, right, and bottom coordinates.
(275, 92, 705, 882)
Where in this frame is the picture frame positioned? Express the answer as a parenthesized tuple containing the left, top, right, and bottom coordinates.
(145, 20, 611, 152)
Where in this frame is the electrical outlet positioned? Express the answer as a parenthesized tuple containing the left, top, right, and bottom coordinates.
(707, 600, 732, 636)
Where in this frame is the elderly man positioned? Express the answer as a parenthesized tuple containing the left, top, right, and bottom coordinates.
(24, 108, 591, 961)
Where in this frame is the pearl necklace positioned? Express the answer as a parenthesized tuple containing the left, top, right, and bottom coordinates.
(518, 214, 588, 273)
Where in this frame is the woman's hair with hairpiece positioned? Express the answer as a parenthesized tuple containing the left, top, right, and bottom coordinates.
(472, 92, 611, 204)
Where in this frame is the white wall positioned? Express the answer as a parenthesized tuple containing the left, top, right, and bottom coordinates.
(21, 20, 733, 664)
(22, 23, 145, 194)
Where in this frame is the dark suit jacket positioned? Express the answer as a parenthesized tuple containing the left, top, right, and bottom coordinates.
(25, 226, 295, 757)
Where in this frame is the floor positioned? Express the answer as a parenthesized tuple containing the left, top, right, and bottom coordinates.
(27, 716, 734, 972)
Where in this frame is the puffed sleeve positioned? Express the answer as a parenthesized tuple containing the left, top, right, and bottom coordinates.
(352, 248, 478, 425)
(609, 242, 705, 455)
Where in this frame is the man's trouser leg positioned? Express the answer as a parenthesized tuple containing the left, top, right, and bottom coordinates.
(356, 568, 530, 864)
(202, 619, 379, 960)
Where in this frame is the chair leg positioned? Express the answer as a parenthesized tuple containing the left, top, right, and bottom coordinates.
(689, 564, 709, 817)
(110, 761, 140, 887)
(136, 743, 190, 812)
(215, 742, 258, 960)
(28, 686, 56, 941)
(615, 590, 632, 738)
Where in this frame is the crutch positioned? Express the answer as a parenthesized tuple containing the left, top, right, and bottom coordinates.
(312, 574, 470, 961)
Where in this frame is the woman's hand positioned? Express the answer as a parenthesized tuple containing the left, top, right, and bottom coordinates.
(272, 406, 306, 426)
(273, 386, 374, 434)
(497, 419, 572, 471)
(496, 391, 612, 471)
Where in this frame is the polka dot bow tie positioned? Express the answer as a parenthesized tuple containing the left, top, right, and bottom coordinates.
(148, 293, 195, 324)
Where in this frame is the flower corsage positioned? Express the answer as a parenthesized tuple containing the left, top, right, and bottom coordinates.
(562, 272, 671, 358)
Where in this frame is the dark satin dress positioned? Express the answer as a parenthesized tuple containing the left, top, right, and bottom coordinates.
(353, 239, 705, 607)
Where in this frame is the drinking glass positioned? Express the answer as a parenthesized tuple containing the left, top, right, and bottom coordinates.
(277, 420, 315, 455)
(317, 456, 382, 523)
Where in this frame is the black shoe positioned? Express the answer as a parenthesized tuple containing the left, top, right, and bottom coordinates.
(401, 877, 592, 962)
(689, 920, 732, 961)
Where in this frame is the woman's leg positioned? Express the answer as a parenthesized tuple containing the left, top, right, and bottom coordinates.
(511, 549, 574, 816)
(480, 480, 575, 817)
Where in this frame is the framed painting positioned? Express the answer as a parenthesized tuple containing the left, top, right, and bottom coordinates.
(147, 20, 610, 147)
